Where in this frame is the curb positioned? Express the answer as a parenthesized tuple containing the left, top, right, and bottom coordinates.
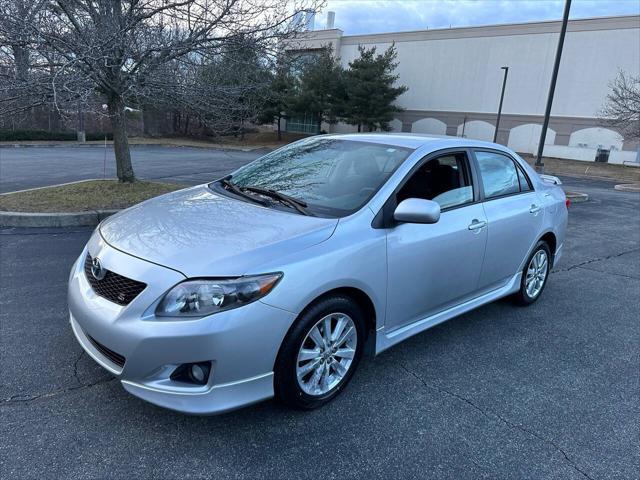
(565, 191, 589, 203)
(0, 209, 119, 228)
(614, 183, 640, 192)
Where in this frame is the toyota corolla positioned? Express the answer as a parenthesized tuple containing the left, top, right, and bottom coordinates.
(68, 134, 568, 414)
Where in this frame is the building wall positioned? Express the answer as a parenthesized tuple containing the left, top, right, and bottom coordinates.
(291, 16, 640, 164)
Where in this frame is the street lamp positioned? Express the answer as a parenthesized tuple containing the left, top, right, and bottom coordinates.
(535, 0, 572, 169)
(493, 66, 509, 143)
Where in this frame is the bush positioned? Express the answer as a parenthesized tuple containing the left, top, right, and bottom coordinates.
(0, 130, 113, 141)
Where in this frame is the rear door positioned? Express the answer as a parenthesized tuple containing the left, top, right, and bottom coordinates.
(472, 149, 544, 291)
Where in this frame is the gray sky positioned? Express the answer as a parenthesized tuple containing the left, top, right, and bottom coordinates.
(314, 0, 640, 34)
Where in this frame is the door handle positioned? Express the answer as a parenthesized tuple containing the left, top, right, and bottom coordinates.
(530, 204, 542, 214)
(468, 219, 487, 231)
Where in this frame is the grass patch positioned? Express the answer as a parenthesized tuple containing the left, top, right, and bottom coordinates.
(0, 180, 183, 213)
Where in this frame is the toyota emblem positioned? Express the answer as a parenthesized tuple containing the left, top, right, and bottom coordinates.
(91, 257, 107, 281)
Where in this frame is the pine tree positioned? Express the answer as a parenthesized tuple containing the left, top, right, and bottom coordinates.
(257, 61, 295, 140)
(344, 44, 408, 132)
(290, 47, 345, 132)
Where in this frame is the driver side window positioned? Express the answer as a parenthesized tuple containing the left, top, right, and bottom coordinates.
(397, 152, 474, 210)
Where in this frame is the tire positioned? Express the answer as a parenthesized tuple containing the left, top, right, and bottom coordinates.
(274, 295, 366, 410)
(514, 241, 552, 306)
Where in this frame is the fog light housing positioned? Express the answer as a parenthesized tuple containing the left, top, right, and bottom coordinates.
(189, 363, 208, 384)
(170, 362, 211, 386)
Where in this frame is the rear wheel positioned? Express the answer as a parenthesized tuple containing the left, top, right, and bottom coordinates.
(274, 296, 365, 410)
(514, 241, 551, 305)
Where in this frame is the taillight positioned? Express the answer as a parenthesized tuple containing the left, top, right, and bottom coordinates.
(565, 198, 571, 209)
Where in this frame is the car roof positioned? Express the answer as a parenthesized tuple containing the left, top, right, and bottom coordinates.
(321, 133, 508, 152)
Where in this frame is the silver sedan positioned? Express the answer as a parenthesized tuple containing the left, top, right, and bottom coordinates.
(68, 134, 568, 414)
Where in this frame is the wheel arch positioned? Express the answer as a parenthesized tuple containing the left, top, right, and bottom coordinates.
(303, 287, 377, 339)
(275, 286, 379, 368)
(538, 231, 557, 266)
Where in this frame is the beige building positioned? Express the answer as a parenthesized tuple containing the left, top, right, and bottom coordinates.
(285, 15, 640, 164)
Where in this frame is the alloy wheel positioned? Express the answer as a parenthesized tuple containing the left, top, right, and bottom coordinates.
(525, 249, 549, 298)
(296, 313, 357, 396)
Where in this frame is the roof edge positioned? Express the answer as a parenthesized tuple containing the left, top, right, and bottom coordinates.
(314, 14, 639, 45)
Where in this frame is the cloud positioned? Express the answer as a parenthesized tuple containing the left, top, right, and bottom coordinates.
(313, 0, 640, 34)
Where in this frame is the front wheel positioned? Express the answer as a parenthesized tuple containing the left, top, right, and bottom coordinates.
(274, 296, 365, 410)
(514, 241, 551, 305)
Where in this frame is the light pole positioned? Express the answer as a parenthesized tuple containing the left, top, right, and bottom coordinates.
(493, 66, 509, 143)
(535, 0, 572, 169)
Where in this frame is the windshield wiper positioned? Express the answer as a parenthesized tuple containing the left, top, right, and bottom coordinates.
(220, 178, 269, 206)
(242, 186, 314, 216)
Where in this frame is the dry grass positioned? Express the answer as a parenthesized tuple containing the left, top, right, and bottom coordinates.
(0, 180, 183, 213)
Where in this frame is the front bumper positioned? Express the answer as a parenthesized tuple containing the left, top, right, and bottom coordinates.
(68, 231, 296, 414)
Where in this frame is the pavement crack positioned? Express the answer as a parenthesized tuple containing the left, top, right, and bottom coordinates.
(1, 377, 116, 405)
(575, 265, 640, 280)
(72, 350, 85, 386)
(552, 247, 640, 273)
(400, 364, 595, 480)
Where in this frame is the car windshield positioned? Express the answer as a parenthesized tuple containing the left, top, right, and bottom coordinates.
(220, 137, 413, 217)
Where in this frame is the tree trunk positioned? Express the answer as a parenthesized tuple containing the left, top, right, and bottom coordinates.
(11, 45, 29, 82)
(277, 116, 282, 141)
(108, 97, 135, 183)
(357, 124, 361, 133)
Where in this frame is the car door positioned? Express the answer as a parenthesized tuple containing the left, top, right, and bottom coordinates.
(472, 149, 544, 291)
(384, 150, 488, 332)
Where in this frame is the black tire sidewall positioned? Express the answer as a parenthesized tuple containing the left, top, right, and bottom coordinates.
(274, 295, 365, 409)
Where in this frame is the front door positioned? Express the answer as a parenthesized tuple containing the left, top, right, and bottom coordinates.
(385, 151, 488, 332)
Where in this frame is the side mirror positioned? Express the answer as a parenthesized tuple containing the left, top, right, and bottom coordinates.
(393, 198, 441, 224)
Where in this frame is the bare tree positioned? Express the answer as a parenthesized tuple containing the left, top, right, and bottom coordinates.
(0, 0, 320, 182)
(600, 70, 640, 142)
(142, 35, 274, 137)
(0, 0, 66, 127)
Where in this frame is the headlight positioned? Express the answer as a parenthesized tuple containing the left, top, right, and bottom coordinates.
(155, 273, 282, 318)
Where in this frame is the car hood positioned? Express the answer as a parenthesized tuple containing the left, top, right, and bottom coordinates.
(99, 185, 338, 277)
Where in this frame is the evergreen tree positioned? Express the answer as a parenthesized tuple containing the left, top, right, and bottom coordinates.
(257, 61, 295, 140)
(344, 44, 408, 132)
(290, 47, 345, 132)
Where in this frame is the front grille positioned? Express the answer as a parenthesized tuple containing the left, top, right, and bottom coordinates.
(87, 335, 126, 368)
(84, 254, 146, 306)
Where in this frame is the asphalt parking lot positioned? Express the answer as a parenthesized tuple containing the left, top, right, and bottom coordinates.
(0, 145, 265, 193)
(1, 173, 638, 479)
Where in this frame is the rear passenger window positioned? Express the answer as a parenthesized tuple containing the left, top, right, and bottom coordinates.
(517, 167, 532, 192)
(475, 151, 520, 199)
